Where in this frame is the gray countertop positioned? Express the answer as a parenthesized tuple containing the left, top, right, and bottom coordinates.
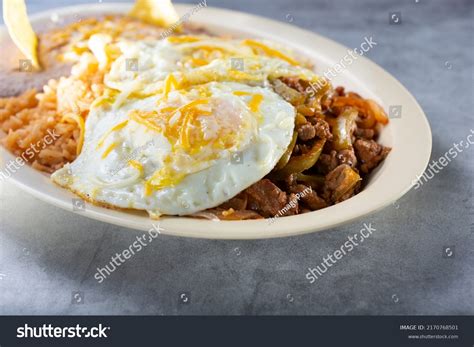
(0, 0, 473, 315)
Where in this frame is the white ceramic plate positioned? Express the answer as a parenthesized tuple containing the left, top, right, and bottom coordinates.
(0, 3, 432, 239)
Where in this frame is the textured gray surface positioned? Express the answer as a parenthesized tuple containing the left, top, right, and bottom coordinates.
(0, 0, 473, 315)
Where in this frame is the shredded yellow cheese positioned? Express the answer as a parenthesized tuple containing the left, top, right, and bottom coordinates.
(232, 91, 264, 113)
(144, 181, 153, 197)
(168, 36, 201, 44)
(96, 120, 129, 149)
(232, 91, 252, 96)
(128, 159, 144, 175)
(163, 74, 180, 98)
(228, 70, 262, 81)
(101, 143, 117, 159)
(129, 110, 163, 133)
(147, 167, 186, 190)
(61, 113, 85, 155)
(222, 208, 235, 217)
(190, 57, 208, 67)
(243, 39, 299, 66)
(129, 99, 211, 146)
(248, 94, 264, 113)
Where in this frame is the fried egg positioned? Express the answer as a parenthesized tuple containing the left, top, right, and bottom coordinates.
(52, 81, 295, 216)
(104, 35, 310, 96)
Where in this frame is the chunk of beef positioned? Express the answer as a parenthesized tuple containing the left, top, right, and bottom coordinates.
(245, 179, 288, 218)
(318, 151, 339, 174)
(323, 164, 361, 203)
(297, 118, 332, 142)
(285, 193, 300, 216)
(297, 123, 316, 141)
(317, 148, 357, 174)
(336, 149, 357, 168)
(313, 118, 333, 140)
(290, 184, 327, 210)
(354, 139, 391, 174)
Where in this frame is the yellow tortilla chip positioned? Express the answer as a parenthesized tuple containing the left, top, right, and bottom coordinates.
(129, 0, 180, 28)
(3, 0, 40, 70)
